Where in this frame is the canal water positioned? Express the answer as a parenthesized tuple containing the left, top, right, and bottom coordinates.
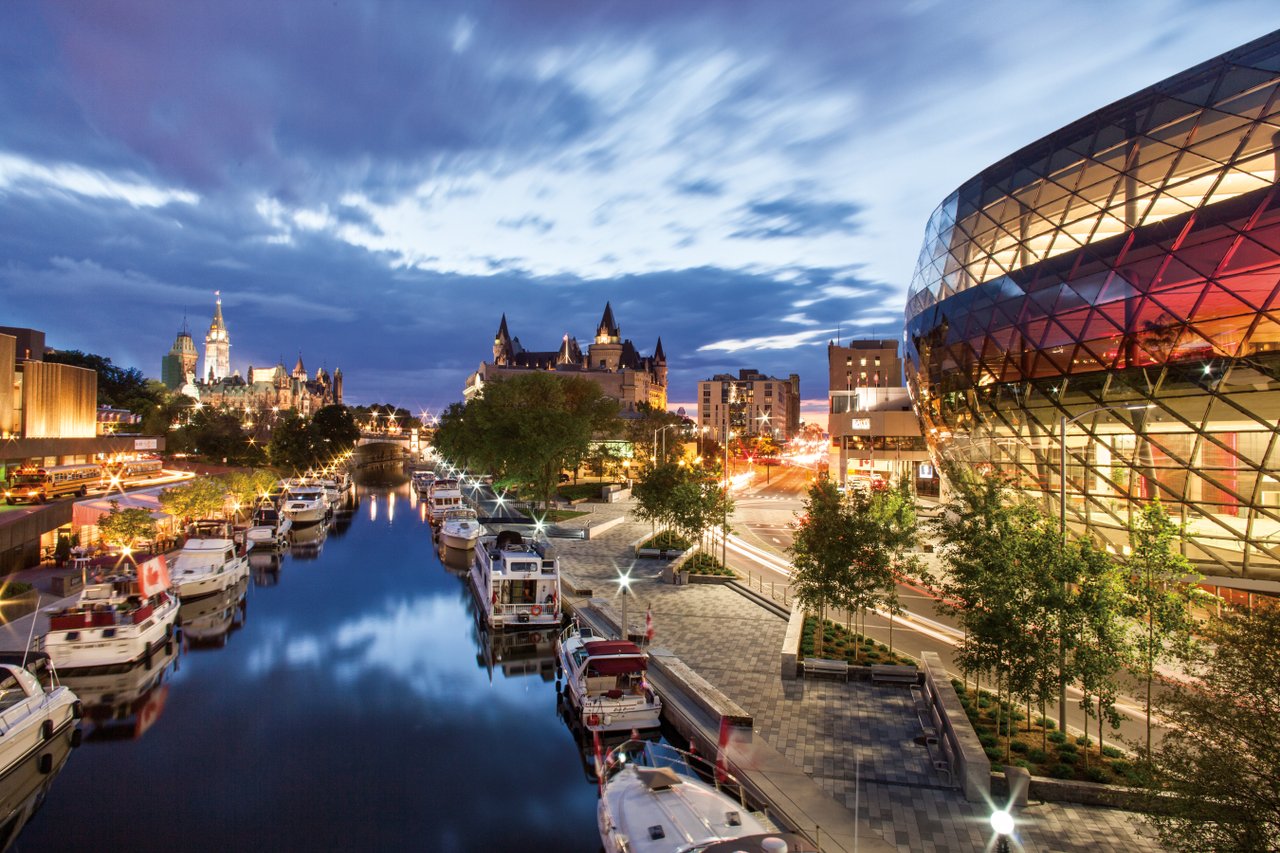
(16, 478, 605, 851)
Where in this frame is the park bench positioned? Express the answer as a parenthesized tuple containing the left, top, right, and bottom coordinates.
(870, 664, 920, 685)
(802, 657, 849, 681)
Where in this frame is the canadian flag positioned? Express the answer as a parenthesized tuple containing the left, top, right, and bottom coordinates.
(645, 606, 655, 644)
(138, 555, 171, 598)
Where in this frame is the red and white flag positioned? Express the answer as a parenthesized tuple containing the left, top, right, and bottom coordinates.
(645, 606, 654, 644)
(137, 555, 171, 598)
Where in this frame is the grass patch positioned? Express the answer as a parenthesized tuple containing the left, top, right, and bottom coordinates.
(951, 681, 1126, 784)
(799, 616, 917, 667)
(541, 509, 589, 522)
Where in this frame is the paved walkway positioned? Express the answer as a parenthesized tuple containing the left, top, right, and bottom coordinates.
(552, 499, 1165, 852)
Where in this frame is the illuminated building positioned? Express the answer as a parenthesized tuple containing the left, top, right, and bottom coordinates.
(203, 291, 231, 382)
(465, 303, 667, 412)
(161, 320, 199, 390)
(904, 32, 1280, 590)
(827, 340, 931, 493)
(698, 369, 800, 441)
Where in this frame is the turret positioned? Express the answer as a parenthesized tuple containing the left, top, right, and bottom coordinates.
(493, 314, 514, 365)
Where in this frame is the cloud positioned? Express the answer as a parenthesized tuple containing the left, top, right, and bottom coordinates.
(731, 196, 862, 239)
(698, 329, 832, 353)
(0, 152, 198, 208)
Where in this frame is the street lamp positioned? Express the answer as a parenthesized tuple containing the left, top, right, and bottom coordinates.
(1055, 401, 1153, 731)
(617, 570, 632, 641)
(653, 424, 679, 466)
(989, 808, 1014, 853)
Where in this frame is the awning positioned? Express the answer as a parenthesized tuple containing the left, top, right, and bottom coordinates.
(72, 486, 172, 528)
(586, 656, 647, 676)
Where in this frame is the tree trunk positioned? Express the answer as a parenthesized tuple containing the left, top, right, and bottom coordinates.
(888, 611, 894, 655)
(1098, 696, 1104, 756)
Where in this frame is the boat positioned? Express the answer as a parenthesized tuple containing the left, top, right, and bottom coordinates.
(438, 507, 483, 550)
(556, 622, 661, 733)
(428, 477, 463, 522)
(282, 484, 328, 527)
(0, 654, 81, 784)
(171, 524, 250, 601)
(598, 740, 816, 853)
(411, 470, 436, 498)
(0, 706, 76, 850)
(245, 503, 292, 551)
(43, 556, 178, 670)
(470, 530, 560, 629)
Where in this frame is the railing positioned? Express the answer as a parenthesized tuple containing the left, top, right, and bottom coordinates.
(736, 569, 792, 609)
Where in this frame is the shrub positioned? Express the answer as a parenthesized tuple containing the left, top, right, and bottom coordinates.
(985, 747, 1001, 761)
(1057, 743, 1078, 758)
(1049, 764, 1075, 779)
(1084, 766, 1109, 784)
(877, 643, 888, 652)
(1013, 759, 1031, 769)
(1027, 748, 1047, 763)
(979, 733, 997, 748)
(1009, 740, 1028, 754)
(1048, 731, 1067, 744)
(1075, 735, 1091, 747)
(1057, 752, 1079, 766)
(951, 679, 966, 694)
(1037, 716, 1056, 730)
(0, 581, 34, 599)
(1101, 746, 1123, 759)
(977, 696, 992, 708)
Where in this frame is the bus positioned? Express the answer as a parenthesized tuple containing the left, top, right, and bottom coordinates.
(4, 464, 102, 504)
(102, 457, 164, 485)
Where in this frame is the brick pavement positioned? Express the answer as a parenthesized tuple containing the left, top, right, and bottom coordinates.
(555, 504, 1166, 852)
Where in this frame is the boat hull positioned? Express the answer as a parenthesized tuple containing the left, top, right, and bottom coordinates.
(439, 529, 479, 550)
(283, 503, 327, 526)
(174, 557, 249, 601)
(468, 564, 560, 629)
(0, 687, 79, 783)
(45, 597, 178, 671)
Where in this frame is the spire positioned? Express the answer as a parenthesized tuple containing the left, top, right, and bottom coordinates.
(496, 313, 511, 342)
(293, 352, 306, 379)
(597, 302, 619, 339)
(210, 290, 226, 333)
(654, 336, 666, 362)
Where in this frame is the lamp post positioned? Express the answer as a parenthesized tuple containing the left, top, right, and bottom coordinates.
(1055, 401, 1153, 732)
(617, 570, 632, 641)
(653, 424, 678, 466)
(990, 808, 1014, 853)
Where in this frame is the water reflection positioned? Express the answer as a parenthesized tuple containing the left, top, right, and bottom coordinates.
(178, 577, 248, 649)
(0, 725, 75, 852)
(62, 641, 178, 742)
(18, 477, 601, 851)
(288, 523, 327, 559)
(249, 551, 281, 586)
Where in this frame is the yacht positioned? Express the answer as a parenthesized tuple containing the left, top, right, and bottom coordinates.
(411, 470, 436, 499)
(245, 503, 292, 551)
(438, 507, 483, 550)
(428, 478, 463, 522)
(0, 708, 76, 850)
(598, 740, 814, 853)
(43, 557, 178, 670)
(0, 655, 81, 782)
(171, 528, 250, 601)
(556, 622, 661, 733)
(282, 484, 328, 527)
(471, 530, 560, 629)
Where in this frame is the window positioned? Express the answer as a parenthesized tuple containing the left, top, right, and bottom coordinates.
(860, 358, 867, 367)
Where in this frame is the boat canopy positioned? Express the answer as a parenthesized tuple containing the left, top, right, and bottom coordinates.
(584, 640, 647, 675)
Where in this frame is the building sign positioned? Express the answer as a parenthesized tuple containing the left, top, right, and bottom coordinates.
(918, 463, 934, 479)
(134, 438, 158, 450)
(849, 418, 871, 431)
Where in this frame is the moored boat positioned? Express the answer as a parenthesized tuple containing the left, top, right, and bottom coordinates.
(245, 503, 292, 550)
(428, 477, 463, 522)
(171, 526, 250, 600)
(43, 556, 178, 671)
(470, 530, 560, 629)
(282, 484, 328, 527)
(438, 507, 483, 550)
(556, 622, 660, 733)
(598, 740, 815, 853)
(0, 654, 81, 783)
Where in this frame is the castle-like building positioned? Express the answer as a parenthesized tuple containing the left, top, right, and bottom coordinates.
(161, 295, 343, 416)
(464, 303, 666, 412)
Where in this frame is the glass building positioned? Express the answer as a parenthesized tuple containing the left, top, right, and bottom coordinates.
(904, 31, 1280, 589)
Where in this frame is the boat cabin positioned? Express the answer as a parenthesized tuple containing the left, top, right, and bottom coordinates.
(570, 639, 648, 699)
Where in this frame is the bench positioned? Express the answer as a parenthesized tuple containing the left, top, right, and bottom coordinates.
(870, 664, 920, 685)
(802, 657, 849, 681)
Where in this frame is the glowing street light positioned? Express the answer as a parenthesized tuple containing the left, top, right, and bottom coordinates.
(617, 570, 632, 642)
(990, 809, 1014, 853)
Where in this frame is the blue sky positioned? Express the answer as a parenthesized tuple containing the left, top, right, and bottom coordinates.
(1, 2, 1277, 418)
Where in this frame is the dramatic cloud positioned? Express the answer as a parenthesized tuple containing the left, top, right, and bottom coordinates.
(1, 0, 1276, 408)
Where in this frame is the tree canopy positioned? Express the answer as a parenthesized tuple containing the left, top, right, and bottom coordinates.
(96, 501, 158, 549)
(44, 349, 165, 414)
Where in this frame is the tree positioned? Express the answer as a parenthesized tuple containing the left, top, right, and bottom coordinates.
(309, 405, 360, 462)
(1126, 501, 1202, 755)
(221, 470, 278, 515)
(789, 479, 856, 657)
(44, 349, 163, 413)
(1067, 536, 1130, 761)
(185, 407, 257, 464)
(620, 405, 685, 469)
(269, 412, 314, 472)
(159, 478, 228, 522)
(97, 501, 158, 550)
(1143, 605, 1280, 851)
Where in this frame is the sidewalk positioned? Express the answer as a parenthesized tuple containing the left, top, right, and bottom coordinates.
(553, 496, 1163, 853)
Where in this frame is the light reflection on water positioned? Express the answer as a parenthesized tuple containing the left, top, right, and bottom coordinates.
(17, 480, 601, 852)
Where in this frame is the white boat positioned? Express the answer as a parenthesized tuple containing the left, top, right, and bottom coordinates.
(245, 503, 292, 550)
(43, 557, 178, 671)
(282, 485, 328, 526)
(0, 701, 76, 847)
(471, 530, 561, 629)
(171, 532, 249, 601)
(428, 478, 463, 522)
(598, 740, 814, 853)
(0, 655, 81, 782)
(557, 622, 661, 733)
(411, 470, 436, 498)
(439, 507, 483, 550)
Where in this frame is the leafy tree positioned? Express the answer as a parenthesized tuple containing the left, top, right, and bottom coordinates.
(309, 405, 360, 463)
(1126, 501, 1202, 755)
(788, 479, 856, 657)
(159, 477, 228, 522)
(863, 477, 921, 655)
(633, 463, 733, 558)
(621, 405, 686, 469)
(97, 501, 158, 549)
(185, 407, 257, 464)
(269, 412, 314, 472)
(632, 464, 684, 535)
(1067, 537, 1130, 762)
(44, 349, 162, 413)
(221, 470, 278, 515)
(1143, 605, 1280, 851)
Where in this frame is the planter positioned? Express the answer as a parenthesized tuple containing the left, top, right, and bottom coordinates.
(637, 547, 687, 559)
(687, 572, 733, 584)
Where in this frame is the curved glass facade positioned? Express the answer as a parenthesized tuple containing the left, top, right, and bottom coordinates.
(904, 32, 1280, 584)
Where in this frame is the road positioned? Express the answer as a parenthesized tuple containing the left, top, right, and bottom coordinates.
(725, 462, 1164, 751)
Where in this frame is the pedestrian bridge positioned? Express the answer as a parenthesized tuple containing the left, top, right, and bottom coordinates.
(356, 432, 413, 449)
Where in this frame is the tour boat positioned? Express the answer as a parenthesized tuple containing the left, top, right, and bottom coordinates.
(282, 484, 328, 526)
(556, 622, 661, 733)
(428, 478, 463, 522)
(470, 530, 561, 629)
(0, 655, 81, 782)
(43, 556, 178, 671)
(438, 507, 483, 550)
(598, 740, 815, 853)
(245, 503, 292, 551)
(171, 529, 250, 601)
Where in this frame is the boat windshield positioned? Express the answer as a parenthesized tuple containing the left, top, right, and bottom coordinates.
(0, 670, 29, 712)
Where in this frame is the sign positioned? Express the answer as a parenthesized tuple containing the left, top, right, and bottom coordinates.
(134, 438, 158, 450)
(849, 418, 871, 431)
(918, 463, 934, 479)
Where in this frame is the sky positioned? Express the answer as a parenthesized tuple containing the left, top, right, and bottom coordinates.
(2, 2, 1278, 422)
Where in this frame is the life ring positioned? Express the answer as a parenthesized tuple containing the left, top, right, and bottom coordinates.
(531, 605, 542, 617)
